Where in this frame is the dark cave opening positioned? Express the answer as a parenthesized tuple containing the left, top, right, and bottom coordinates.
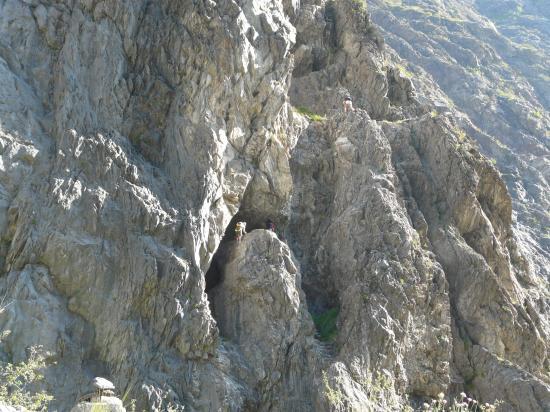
(303, 280, 340, 345)
(205, 212, 341, 350)
(204, 211, 269, 325)
(204, 207, 280, 285)
(204, 232, 232, 330)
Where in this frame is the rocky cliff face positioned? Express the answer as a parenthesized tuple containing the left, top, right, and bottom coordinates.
(369, 0, 550, 280)
(0, 0, 548, 411)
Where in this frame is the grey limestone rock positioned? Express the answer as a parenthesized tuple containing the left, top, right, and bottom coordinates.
(369, 0, 550, 282)
(0, 0, 548, 411)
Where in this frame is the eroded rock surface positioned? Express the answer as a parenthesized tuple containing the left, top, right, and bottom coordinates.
(0, 0, 548, 411)
(370, 0, 550, 281)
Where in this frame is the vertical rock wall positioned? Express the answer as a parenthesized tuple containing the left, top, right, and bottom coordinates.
(0, 0, 548, 411)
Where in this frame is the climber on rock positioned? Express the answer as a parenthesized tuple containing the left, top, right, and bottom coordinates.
(235, 221, 247, 242)
(265, 219, 275, 232)
(343, 96, 355, 113)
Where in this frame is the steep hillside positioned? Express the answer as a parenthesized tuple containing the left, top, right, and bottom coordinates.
(0, 0, 548, 411)
(370, 0, 550, 279)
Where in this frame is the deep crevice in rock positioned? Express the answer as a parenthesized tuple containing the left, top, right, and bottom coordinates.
(204, 220, 239, 321)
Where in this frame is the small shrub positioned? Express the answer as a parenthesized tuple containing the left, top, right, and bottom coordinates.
(496, 87, 519, 102)
(0, 302, 53, 411)
(322, 371, 344, 408)
(531, 110, 543, 119)
(359, 369, 410, 410)
(396, 63, 414, 78)
(312, 307, 339, 342)
(468, 67, 482, 76)
(455, 128, 467, 142)
(350, 0, 367, 12)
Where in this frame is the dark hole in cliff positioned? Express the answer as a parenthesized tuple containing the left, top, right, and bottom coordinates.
(290, 252, 340, 345)
(304, 284, 340, 346)
(204, 231, 233, 330)
(205, 208, 287, 339)
(205, 211, 267, 325)
(205, 209, 278, 290)
(204, 219, 238, 296)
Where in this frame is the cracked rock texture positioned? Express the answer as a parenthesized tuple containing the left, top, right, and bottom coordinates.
(0, 0, 548, 411)
(369, 0, 550, 280)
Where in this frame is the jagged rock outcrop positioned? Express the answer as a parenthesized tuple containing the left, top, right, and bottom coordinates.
(287, 1, 549, 409)
(291, 110, 453, 399)
(369, 0, 550, 281)
(209, 230, 320, 410)
(289, 106, 549, 410)
(0, 0, 548, 411)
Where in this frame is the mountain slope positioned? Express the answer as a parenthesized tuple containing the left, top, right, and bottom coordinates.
(370, 0, 550, 280)
(0, 0, 548, 411)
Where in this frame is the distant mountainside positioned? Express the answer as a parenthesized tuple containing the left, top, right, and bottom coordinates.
(371, 0, 550, 279)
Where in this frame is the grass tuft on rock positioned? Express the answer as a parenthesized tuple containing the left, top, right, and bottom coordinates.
(294, 106, 327, 122)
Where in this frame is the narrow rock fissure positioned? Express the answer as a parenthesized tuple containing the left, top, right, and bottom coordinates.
(204, 219, 239, 327)
(302, 279, 340, 348)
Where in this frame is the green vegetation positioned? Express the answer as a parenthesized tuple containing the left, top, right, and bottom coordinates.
(312, 307, 339, 342)
(294, 106, 327, 122)
(322, 371, 344, 408)
(0, 304, 53, 411)
(454, 127, 467, 142)
(467, 67, 482, 77)
(496, 87, 520, 102)
(396, 63, 413, 78)
(353, 367, 501, 411)
(531, 110, 543, 119)
(359, 370, 412, 411)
